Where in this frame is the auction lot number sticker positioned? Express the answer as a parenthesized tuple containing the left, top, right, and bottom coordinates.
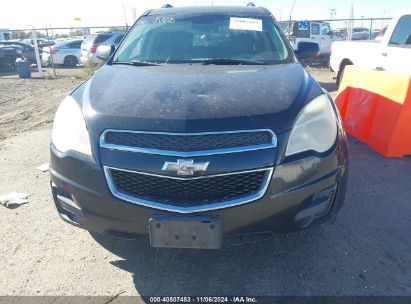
(229, 17, 263, 31)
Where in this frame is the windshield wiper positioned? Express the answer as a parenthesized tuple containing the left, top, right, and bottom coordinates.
(113, 60, 161, 66)
(200, 58, 267, 65)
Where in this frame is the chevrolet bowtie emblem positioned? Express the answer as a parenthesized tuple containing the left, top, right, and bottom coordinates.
(162, 159, 210, 176)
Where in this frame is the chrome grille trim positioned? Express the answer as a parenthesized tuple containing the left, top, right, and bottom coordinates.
(104, 166, 274, 213)
(100, 129, 277, 157)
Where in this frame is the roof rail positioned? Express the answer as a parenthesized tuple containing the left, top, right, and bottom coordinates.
(162, 4, 173, 8)
(247, 2, 256, 6)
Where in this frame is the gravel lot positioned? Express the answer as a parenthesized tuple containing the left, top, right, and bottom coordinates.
(0, 68, 84, 142)
(0, 67, 410, 297)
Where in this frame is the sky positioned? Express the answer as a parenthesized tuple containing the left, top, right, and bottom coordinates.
(0, 0, 409, 30)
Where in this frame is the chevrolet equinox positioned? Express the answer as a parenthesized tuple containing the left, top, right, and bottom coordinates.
(50, 5, 348, 249)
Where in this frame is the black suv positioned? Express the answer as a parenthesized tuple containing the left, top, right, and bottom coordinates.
(50, 5, 348, 249)
(0, 41, 40, 64)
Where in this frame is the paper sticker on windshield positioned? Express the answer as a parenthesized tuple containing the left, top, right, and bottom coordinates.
(229, 17, 263, 32)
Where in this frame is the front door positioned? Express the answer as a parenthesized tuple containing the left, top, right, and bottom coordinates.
(310, 22, 322, 53)
(320, 23, 333, 55)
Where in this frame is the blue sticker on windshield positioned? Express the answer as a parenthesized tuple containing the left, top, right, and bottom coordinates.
(298, 21, 308, 30)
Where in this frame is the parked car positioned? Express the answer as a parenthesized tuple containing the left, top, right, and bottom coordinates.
(42, 39, 83, 67)
(0, 41, 40, 64)
(352, 27, 371, 40)
(50, 5, 348, 250)
(79, 34, 96, 64)
(35, 38, 55, 48)
(330, 10, 411, 85)
(375, 26, 388, 41)
(80, 32, 124, 64)
(22, 38, 54, 48)
(370, 29, 381, 40)
(0, 45, 19, 69)
(334, 27, 374, 41)
(279, 20, 340, 56)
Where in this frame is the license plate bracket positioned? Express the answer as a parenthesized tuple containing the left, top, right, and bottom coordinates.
(149, 215, 222, 249)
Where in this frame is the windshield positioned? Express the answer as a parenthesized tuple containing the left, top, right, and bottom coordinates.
(113, 14, 293, 65)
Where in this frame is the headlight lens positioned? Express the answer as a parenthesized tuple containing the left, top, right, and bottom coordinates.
(286, 94, 337, 156)
(52, 96, 92, 156)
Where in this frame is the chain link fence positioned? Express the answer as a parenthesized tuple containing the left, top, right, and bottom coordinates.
(0, 17, 392, 75)
(278, 17, 392, 68)
(0, 26, 127, 75)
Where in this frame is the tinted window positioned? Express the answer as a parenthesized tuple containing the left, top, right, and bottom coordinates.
(114, 35, 124, 44)
(67, 41, 83, 48)
(311, 23, 320, 35)
(83, 35, 96, 44)
(54, 42, 69, 49)
(95, 34, 112, 44)
(114, 14, 292, 65)
(390, 15, 411, 46)
(321, 23, 331, 35)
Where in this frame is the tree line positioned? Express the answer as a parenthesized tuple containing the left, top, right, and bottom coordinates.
(10, 27, 126, 40)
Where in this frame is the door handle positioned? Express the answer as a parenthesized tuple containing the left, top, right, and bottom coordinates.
(381, 52, 388, 57)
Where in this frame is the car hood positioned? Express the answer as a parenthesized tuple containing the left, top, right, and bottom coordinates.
(73, 63, 323, 135)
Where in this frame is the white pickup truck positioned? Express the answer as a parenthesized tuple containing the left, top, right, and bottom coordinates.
(330, 10, 411, 85)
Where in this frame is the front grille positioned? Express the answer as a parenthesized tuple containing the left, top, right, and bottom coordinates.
(103, 130, 274, 153)
(108, 168, 270, 209)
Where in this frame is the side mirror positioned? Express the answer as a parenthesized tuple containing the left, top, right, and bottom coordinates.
(295, 42, 320, 59)
(96, 44, 115, 62)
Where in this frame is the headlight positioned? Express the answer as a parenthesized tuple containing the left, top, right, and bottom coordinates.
(52, 96, 92, 156)
(286, 94, 337, 156)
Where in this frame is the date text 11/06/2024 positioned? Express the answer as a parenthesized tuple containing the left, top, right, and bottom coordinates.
(147, 296, 258, 303)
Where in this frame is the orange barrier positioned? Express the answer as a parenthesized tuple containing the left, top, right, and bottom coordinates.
(335, 66, 411, 157)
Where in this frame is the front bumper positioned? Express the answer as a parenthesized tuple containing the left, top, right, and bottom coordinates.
(49, 141, 348, 239)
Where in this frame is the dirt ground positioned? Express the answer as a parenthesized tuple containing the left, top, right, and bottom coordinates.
(0, 68, 85, 142)
(1, 67, 410, 298)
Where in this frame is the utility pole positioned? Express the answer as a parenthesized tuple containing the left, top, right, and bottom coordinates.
(122, 2, 128, 29)
(330, 9, 336, 20)
(46, 28, 56, 77)
(347, 3, 354, 41)
(27, 25, 42, 74)
(131, 7, 137, 22)
(289, 0, 297, 20)
(49, 22, 54, 37)
(289, 0, 297, 39)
